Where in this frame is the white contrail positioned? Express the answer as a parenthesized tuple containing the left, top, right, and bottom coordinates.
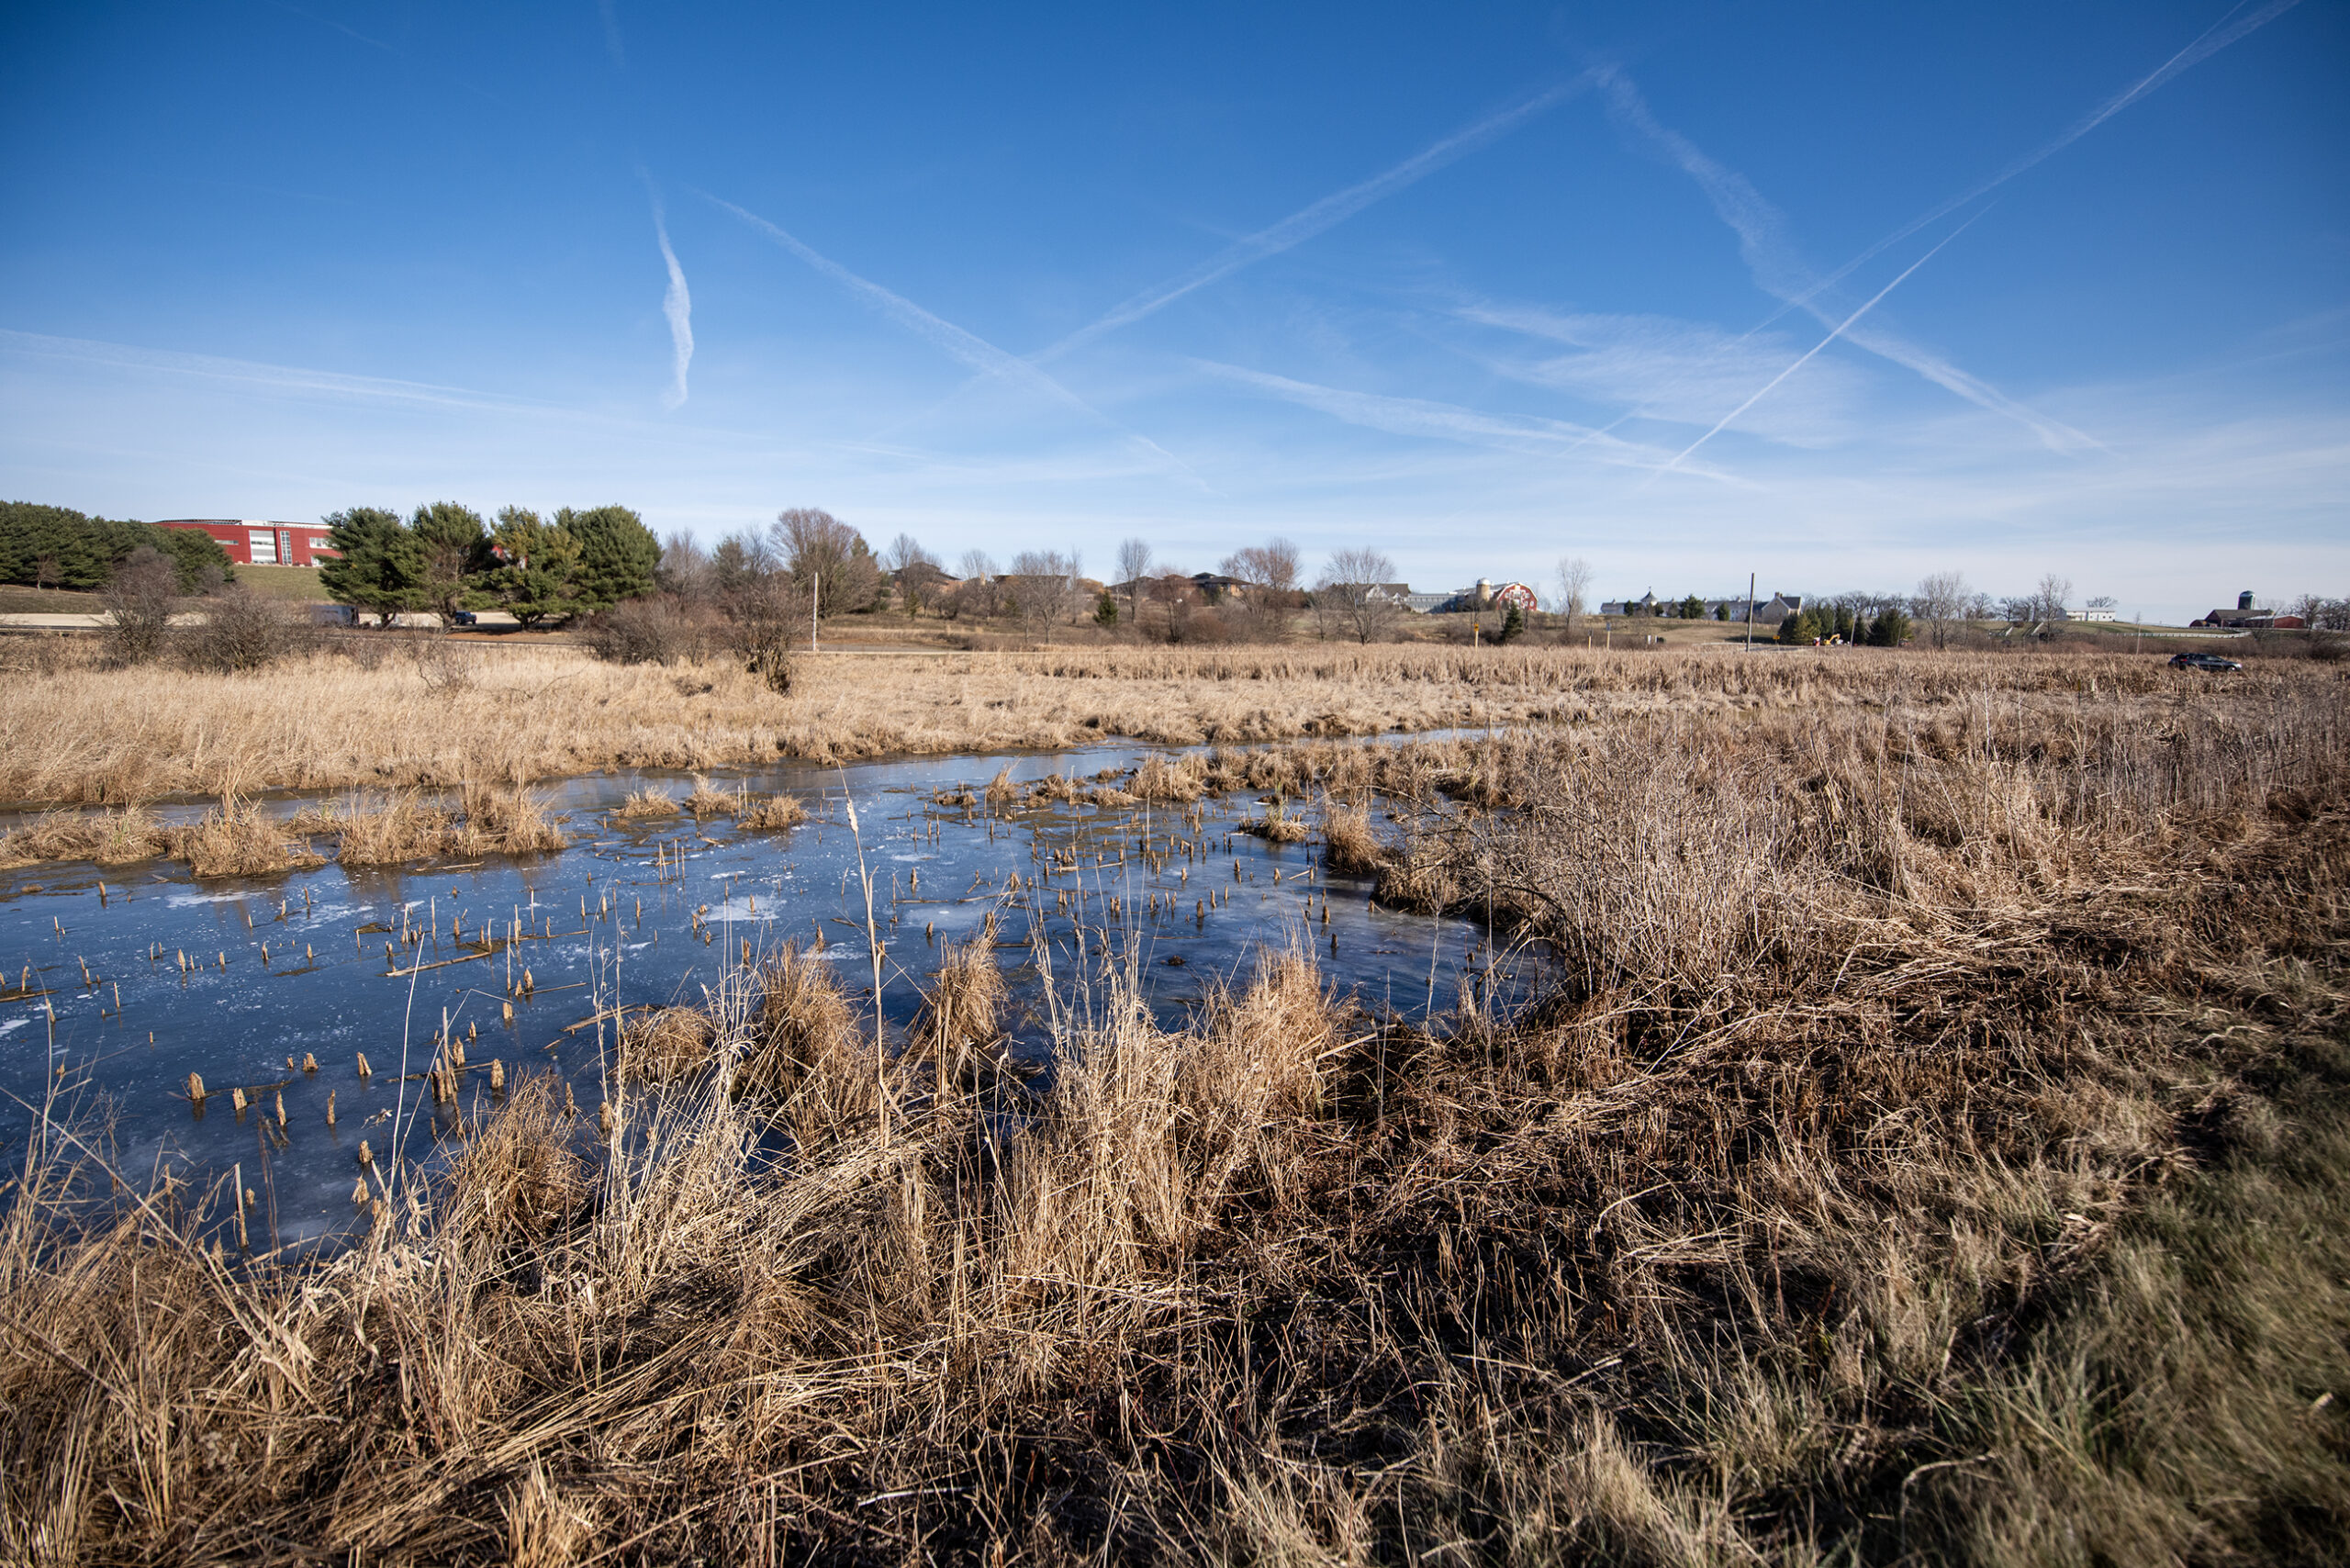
(1781, 0, 2305, 317)
(599, 0, 626, 68)
(1601, 68, 2094, 452)
(1667, 223, 1973, 471)
(706, 195, 1203, 480)
(1196, 360, 1745, 483)
(652, 206, 693, 410)
(1037, 73, 1597, 362)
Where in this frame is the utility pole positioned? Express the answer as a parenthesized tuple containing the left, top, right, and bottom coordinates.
(1745, 572, 1755, 652)
(811, 572, 821, 653)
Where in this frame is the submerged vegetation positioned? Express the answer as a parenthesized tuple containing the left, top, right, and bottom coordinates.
(3, 664, 2344, 1562)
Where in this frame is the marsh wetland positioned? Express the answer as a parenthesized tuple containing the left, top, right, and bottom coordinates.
(1, 741, 1508, 1255)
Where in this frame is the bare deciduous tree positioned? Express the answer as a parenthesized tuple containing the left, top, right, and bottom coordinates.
(1007, 550, 1079, 634)
(2032, 573, 2074, 626)
(657, 531, 712, 598)
(1115, 538, 1152, 624)
(1911, 570, 1970, 649)
(1555, 556, 1594, 640)
(949, 550, 999, 622)
(882, 533, 941, 617)
(771, 508, 881, 616)
(1314, 546, 1402, 644)
(1220, 538, 1302, 642)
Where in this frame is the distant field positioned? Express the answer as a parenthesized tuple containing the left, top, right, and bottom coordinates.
(0, 638, 2289, 807)
(235, 564, 328, 600)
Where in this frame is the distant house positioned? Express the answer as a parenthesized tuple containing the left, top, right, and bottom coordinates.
(1428, 577, 1537, 614)
(153, 519, 339, 567)
(2191, 591, 2303, 630)
(1189, 572, 1250, 602)
(1604, 589, 1802, 624)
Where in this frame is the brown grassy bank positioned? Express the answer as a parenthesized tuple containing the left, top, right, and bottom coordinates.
(3, 673, 2347, 1563)
(0, 636, 2272, 807)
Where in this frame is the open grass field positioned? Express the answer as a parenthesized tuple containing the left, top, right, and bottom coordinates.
(0, 636, 2293, 810)
(3, 663, 2345, 1562)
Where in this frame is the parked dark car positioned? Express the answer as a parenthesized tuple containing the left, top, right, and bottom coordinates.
(449, 610, 478, 627)
(2168, 652, 2243, 672)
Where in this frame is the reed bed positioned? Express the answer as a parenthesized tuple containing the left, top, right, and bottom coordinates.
(0, 782, 569, 872)
(3, 671, 2346, 1563)
(735, 793, 810, 831)
(0, 637, 2255, 807)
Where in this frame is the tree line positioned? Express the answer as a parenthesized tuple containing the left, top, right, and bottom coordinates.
(318, 503, 661, 627)
(0, 501, 235, 593)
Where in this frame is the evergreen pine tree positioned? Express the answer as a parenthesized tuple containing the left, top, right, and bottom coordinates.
(483, 508, 585, 627)
(318, 507, 422, 625)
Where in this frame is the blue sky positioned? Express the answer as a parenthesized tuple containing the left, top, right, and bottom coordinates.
(2, 1, 2343, 622)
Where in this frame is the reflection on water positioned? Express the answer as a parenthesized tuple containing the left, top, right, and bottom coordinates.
(0, 741, 1517, 1255)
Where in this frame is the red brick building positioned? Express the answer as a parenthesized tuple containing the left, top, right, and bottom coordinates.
(153, 520, 340, 567)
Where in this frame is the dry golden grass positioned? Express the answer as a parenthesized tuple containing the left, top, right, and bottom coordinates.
(1316, 797, 1388, 872)
(4, 668, 2346, 1562)
(681, 773, 735, 815)
(0, 636, 2246, 807)
(734, 793, 807, 831)
(0, 805, 173, 868)
(618, 1005, 717, 1084)
(612, 786, 677, 819)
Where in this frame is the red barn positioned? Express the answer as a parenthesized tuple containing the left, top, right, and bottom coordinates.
(152, 520, 340, 567)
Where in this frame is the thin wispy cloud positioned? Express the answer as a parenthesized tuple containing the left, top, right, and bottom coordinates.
(705, 194, 1205, 485)
(1667, 222, 1975, 470)
(1597, 68, 2096, 454)
(1192, 360, 1744, 483)
(598, 0, 627, 68)
(1454, 306, 1864, 445)
(1039, 74, 1599, 363)
(649, 196, 694, 410)
(0, 329, 547, 415)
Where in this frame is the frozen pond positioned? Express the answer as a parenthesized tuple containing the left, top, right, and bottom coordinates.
(1, 740, 1515, 1255)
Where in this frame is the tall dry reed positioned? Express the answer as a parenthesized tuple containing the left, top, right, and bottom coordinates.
(3, 669, 2345, 1563)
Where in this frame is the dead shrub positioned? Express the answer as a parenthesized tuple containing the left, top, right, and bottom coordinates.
(179, 584, 313, 674)
(96, 546, 179, 666)
(579, 596, 718, 666)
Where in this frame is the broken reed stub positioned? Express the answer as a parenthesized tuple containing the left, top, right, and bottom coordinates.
(301, 1052, 318, 1073)
(186, 1072, 206, 1103)
(351, 1177, 368, 1204)
(356, 1140, 373, 1168)
(325, 1089, 337, 1126)
(488, 1058, 505, 1090)
(355, 1052, 372, 1078)
(230, 1086, 248, 1114)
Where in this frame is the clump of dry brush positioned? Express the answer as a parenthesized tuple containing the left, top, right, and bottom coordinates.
(5, 673, 2348, 1564)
